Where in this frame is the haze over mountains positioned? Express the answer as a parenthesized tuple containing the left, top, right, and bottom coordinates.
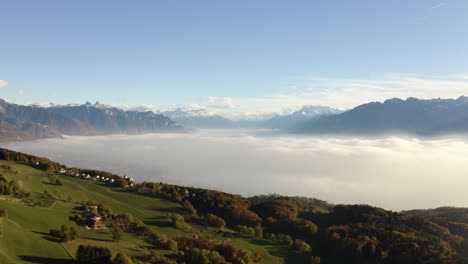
(0, 99, 182, 141)
(2, 96, 468, 141)
(262, 106, 343, 130)
(297, 96, 468, 136)
(160, 107, 234, 129)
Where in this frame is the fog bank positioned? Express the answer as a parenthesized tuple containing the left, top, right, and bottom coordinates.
(4, 129, 468, 211)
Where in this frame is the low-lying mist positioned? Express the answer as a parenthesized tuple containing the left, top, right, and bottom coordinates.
(5, 129, 468, 211)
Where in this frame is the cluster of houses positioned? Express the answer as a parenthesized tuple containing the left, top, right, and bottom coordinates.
(72, 172, 116, 184)
(54, 168, 136, 187)
(123, 175, 135, 186)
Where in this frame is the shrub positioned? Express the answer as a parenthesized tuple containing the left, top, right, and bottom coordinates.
(267, 218, 318, 239)
(235, 224, 264, 238)
(114, 213, 134, 232)
(55, 178, 63, 186)
(265, 233, 293, 246)
(183, 200, 197, 215)
(168, 213, 191, 231)
(113, 253, 133, 264)
(98, 202, 115, 220)
(293, 239, 312, 253)
(111, 224, 123, 242)
(254, 226, 263, 238)
(76, 245, 112, 264)
(175, 236, 255, 263)
(0, 208, 8, 218)
(310, 256, 321, 264)
(182, 248, 225, 264)
(228, 208, 262, 227)
(50, 225, 79, 242)
(142, 251, 176, 264)
(234, 225, 255, 236)
(166, 239, 178, 252)
(205, 213, 226, 228)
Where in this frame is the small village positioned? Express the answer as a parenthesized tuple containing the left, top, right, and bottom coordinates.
(54, 167, 135, 187)
(54, 168, 135, 230)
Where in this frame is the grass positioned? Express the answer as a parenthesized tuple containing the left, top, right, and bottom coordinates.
(0, 161, 292, 263)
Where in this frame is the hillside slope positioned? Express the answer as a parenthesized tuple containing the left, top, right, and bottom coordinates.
(297, 96, 468, 136)
(0, 99, 183, 141)
(0, 155, 291, 264)
(0, 148, 467, 263)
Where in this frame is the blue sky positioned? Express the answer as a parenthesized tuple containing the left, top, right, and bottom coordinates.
(1, 0, 468, 117)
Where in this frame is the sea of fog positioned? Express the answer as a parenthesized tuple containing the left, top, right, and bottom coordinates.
(3, 129, 468, 211)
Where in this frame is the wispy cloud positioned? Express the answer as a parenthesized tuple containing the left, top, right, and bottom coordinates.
(431, 2, 445, 9)
(0, 80, 8, 88)
(207, 96, 235, 109)
(200, 74, 468, 119)
(452, 73, 468, 80)
(124, 104, 158, 113)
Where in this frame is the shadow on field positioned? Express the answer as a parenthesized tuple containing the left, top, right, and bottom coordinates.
(143, 216, 173, 227)
(81, 236, 112, 242)
(250, 238, 272, 246)
(264, 245, 309, 263)
(146, 206, 186, 214)
(32, 231, 61, 243)
(19, 256, 74, 264)
(41, 182, 61, 186)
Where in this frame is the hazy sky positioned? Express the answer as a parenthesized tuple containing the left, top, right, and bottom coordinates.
(1, 1, 468, 117)
(7, 130, 468, 211)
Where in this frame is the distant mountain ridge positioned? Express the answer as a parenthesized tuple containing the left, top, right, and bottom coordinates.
(3, 96, 468, 140)
(161, 105, 343, 130)
(262, 105, 343, 130)
(160, 107, 234, 128)
(0, 99, 183, 141)
(297, 96, 468, 136)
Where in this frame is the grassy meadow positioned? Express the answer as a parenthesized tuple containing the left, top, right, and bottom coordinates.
(0, 160, 287, 264)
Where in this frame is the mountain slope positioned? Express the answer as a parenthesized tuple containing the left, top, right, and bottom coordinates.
(48, 102, 182, 134)
(1, 148, 467, 263)
(262, 106, 343, 130)
(0, 99, 183, 140)
(161, 107, 234, 128)
(0, 150, 295, 264)
(297, 96, 468, 135)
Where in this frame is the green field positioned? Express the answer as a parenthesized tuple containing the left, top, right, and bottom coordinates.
(0, 161, 288, 264)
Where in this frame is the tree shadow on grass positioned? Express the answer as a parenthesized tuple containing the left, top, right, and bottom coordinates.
(263, 245, 309, 263)
(146, 206, 186, 215)
(32, 231, 61, 243)
(41, 181, 60, 186)
(81, 236, 113, 242)
(143, 217, 173, 228)
(32, 231, 50, 236)
(250, 238, 272, 246)
(19, 256, 74, 264)
(108, 187, 129, 193)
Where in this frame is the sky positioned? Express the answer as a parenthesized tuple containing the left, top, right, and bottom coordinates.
(1, 0, 468, 117)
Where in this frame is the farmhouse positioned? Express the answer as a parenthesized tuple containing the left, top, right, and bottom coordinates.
(74, 212, 104, 229)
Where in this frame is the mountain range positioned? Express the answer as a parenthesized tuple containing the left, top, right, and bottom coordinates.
(296, 96, 468, 136)
(160, 108, 234, 129)
(2, 96, 468, 141)
(160, 105, 341, 130)
(0, 99, 182, 141)
(262, 105, 343, 130)
(163, 96, 468, 136)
